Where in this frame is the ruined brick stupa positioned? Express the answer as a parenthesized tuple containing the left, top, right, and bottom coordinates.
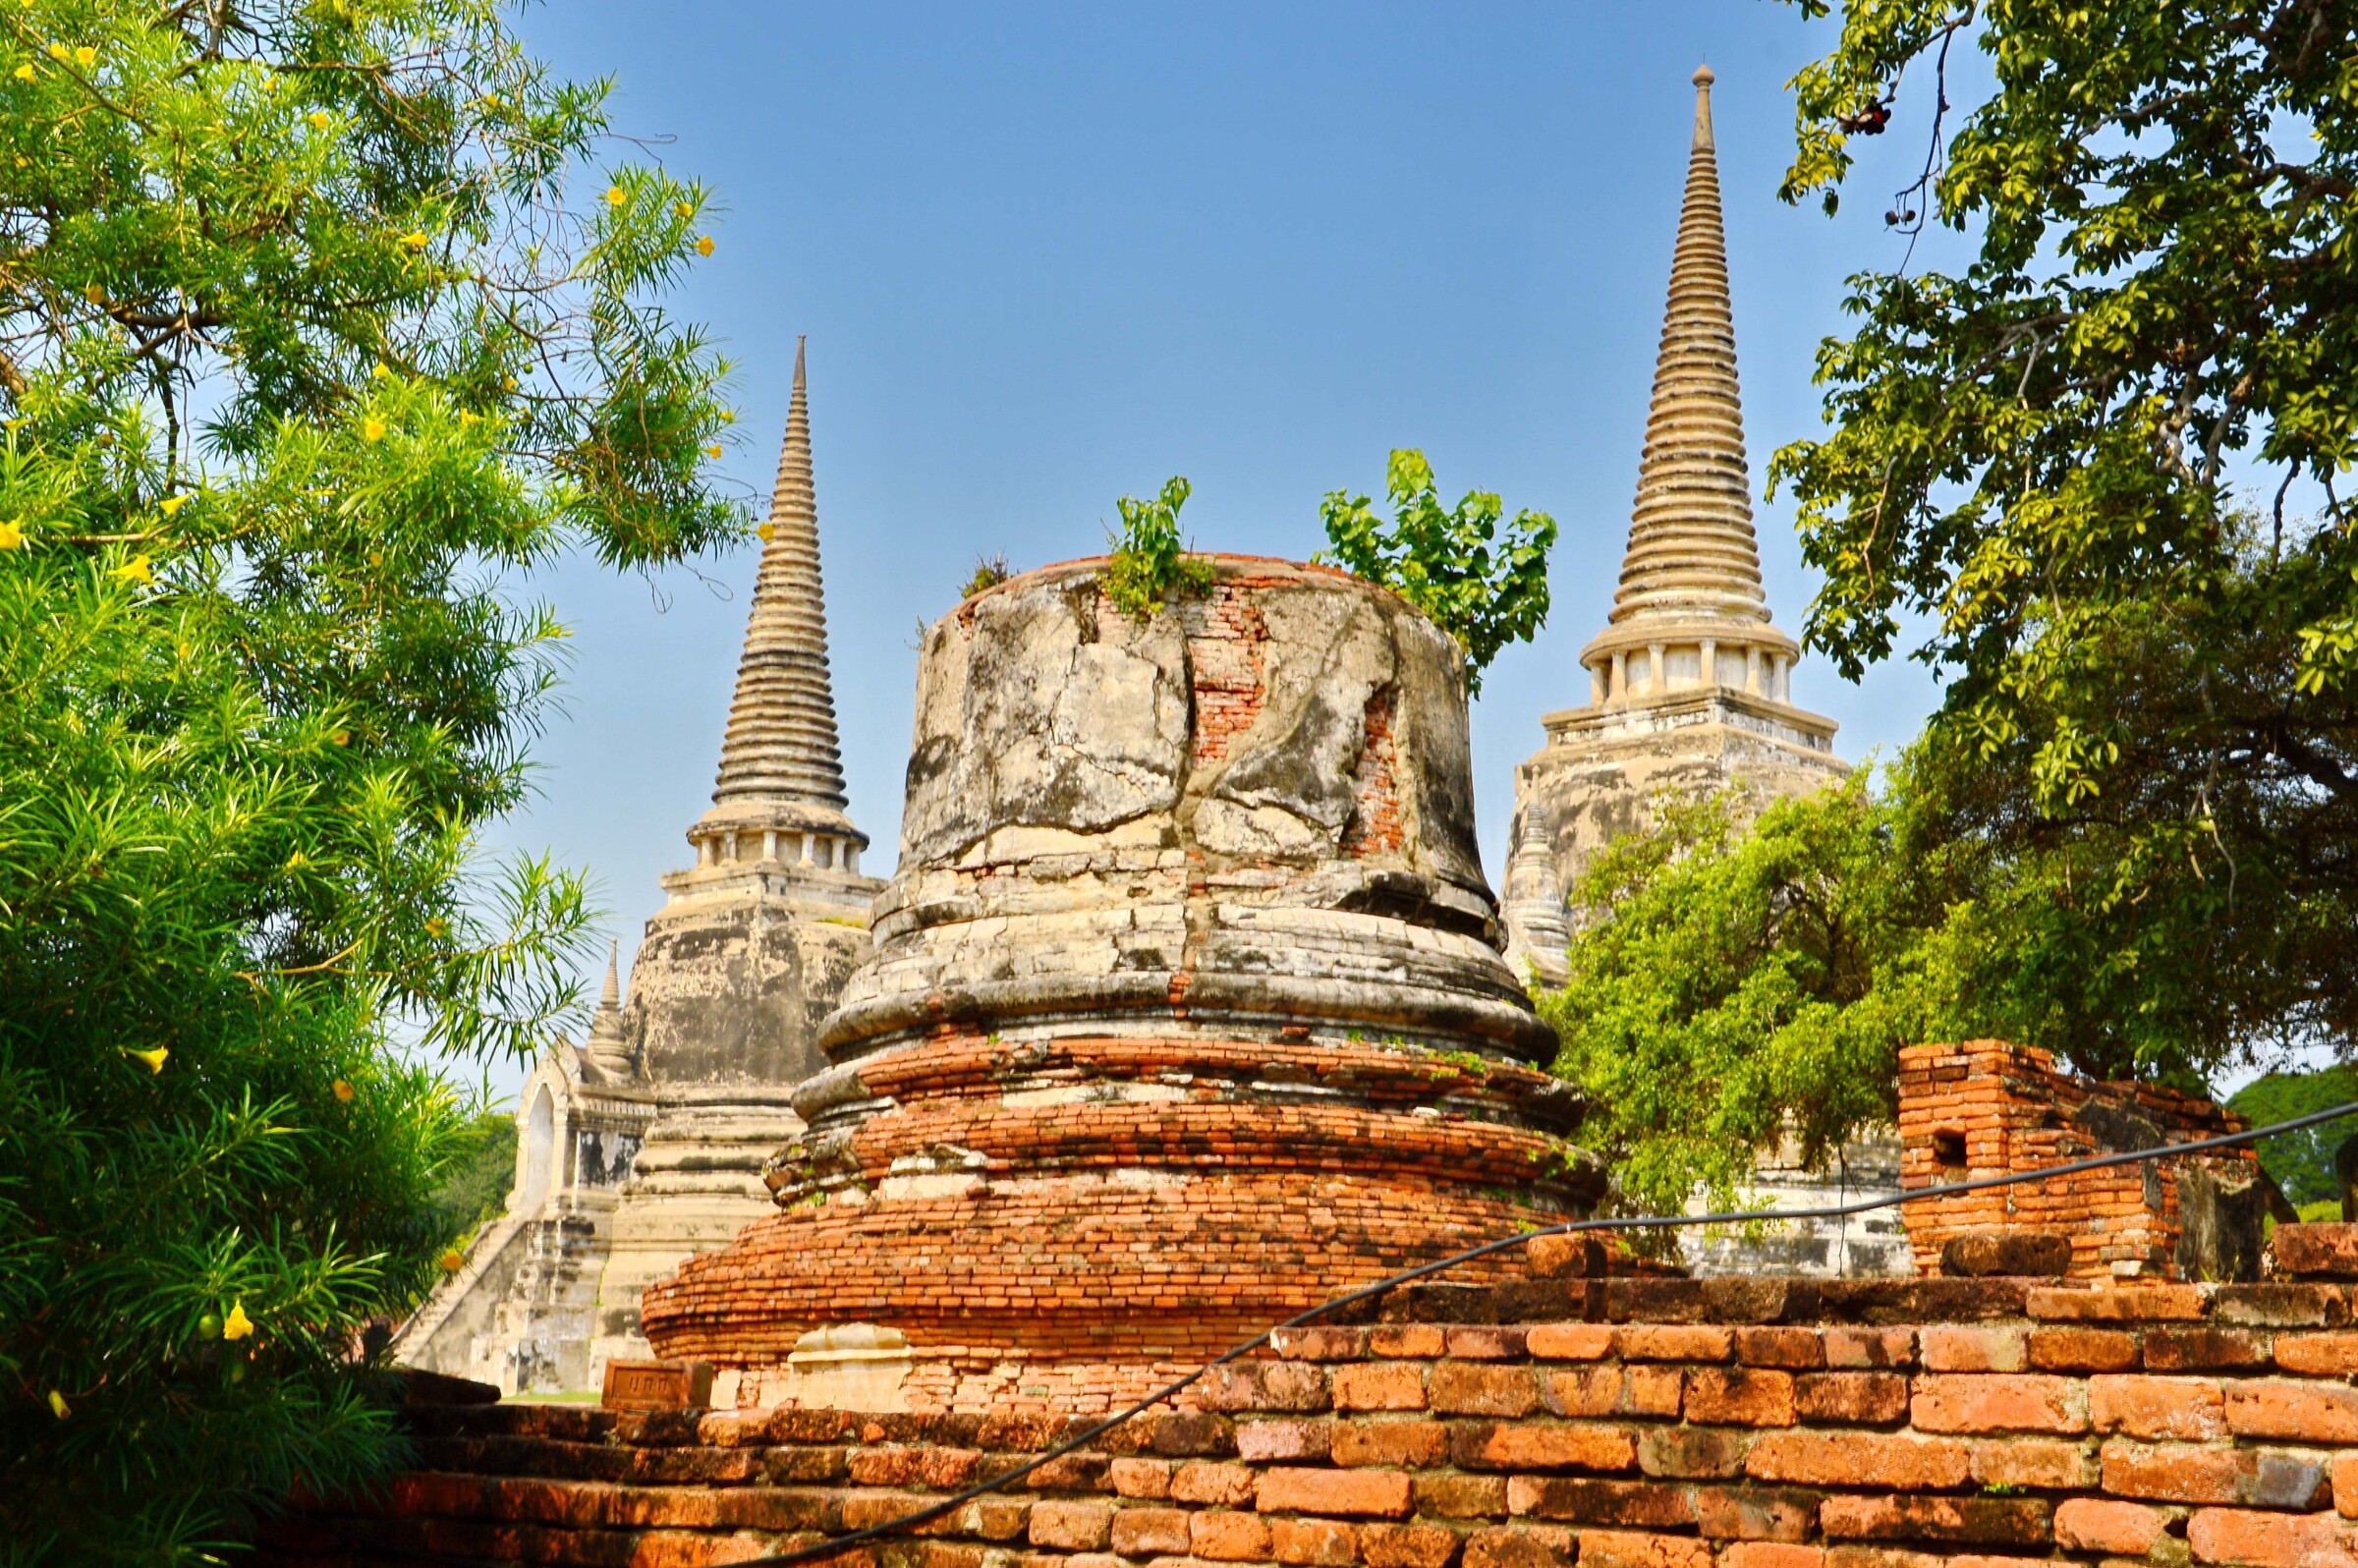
(1499, 65, 1849, 992)
(643, 555, 1602, 1414)
(396, 340, 884, 1391)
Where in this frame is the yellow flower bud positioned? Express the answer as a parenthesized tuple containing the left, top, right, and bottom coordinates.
(47, 1390, 67, 1419)
(121, 1045, 168, 1074)
(361, 415, 386, 442)
(222, 1302, 254, 1341)
(84, 282, 103, 305)
(424, 917, 448, 938)
(696, 235, 714, 257)
(458, 409, 479, 426)
(720, 410, 735, 424)
(285, 849, 309, 868)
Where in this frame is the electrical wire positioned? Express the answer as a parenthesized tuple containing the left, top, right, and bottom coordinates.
(708, 1098, 2358, 1567)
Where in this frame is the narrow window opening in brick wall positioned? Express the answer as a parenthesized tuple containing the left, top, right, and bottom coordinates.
(1933, 1127, 1967, 1170)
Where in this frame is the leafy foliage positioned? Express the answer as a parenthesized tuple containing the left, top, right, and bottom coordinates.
(426, 1108, 523, 1246)
(0, 0, 739, 1557)
(1103, 476, 1212, 622)
(2228, 1066, 2358, 1206)
(1317, 449, 1555, 696)
(1537, 777, 1934, 1221)
(1770, 0, 2358, 1064)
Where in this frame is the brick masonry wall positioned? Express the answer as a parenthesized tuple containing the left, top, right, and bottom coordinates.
(1898, 1043, 2256, 1281)
(267, 1273, 2358, 1568)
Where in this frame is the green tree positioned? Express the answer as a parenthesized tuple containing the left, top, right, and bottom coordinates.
(1317, 449, 1555, 696)
(0, 1, 739, 1557)
(2228, 1066, 2358, 1207)
(1537, 775, 1937, 1220)
(1769, 0, 2358, 1067)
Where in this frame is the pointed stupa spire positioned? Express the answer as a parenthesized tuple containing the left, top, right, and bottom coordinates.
(687, 337, 868, 871)
(583, 938, 634, 1078)
(1580, 67, 1801, 707)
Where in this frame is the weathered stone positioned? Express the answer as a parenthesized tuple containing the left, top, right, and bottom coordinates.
(1939, 1231, 2074, 1278)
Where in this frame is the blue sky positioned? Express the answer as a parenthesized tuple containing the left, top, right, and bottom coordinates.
(482, 3, 1964, 1093)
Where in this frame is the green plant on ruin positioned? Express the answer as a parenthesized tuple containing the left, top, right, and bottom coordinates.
(1103, 476, 1212, 622)
(960, 553, 1013, 599)
(1770, 0, 2358, 1064)
(0, 0, 741, 1557)
(1317, 449, 1555, 697)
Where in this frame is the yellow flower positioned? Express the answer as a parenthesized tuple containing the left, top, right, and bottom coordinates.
(696, 235, 714, 257)
(397, 230, 428, 249)
(222, 1302, 254, 1341)
(109, 554, 151, 586)
(361, 415, 386, 442)
(159, 493, 189, 516)
(121, 1045, 168, 1074)
(46, 1390, 67, 1420)
(73, 46, 93, 68)
(331, 729, 349, 746)
(675, 200, 693, 219)
(285, 849, 309, 868)
(438, 1249, 465, 1273)
(756, 523, 774, 542)
(720, 410, 734, 424)
(0, 520, 22, 550)
(332, 1079, 355, 1102)
(457, 409, 479, 426)
(45, 42, 67, 61)
(83, 282, 103, 305)
(13, 64, 34, 83)
(424, 917, 448, 938)
(308, 109, 330, 131)
(604, 185, 624, 206)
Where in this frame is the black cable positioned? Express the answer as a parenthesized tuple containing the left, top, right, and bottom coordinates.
(709, 1097, 2358, 1567)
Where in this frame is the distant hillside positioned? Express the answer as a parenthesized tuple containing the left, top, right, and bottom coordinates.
(2228, 1067, 2358, 1206)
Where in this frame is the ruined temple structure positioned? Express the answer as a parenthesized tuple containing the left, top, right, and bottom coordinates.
(640, 555, 1605, 1415)
(396, 339, 883, 1392)
(1899, 1040, 2280, 1283)
(1499, 66, 1848, 987)
(1496, 69, 1883, 1280)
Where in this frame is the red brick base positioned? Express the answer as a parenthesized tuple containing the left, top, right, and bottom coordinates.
(268, 1274, 2358, 1568)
